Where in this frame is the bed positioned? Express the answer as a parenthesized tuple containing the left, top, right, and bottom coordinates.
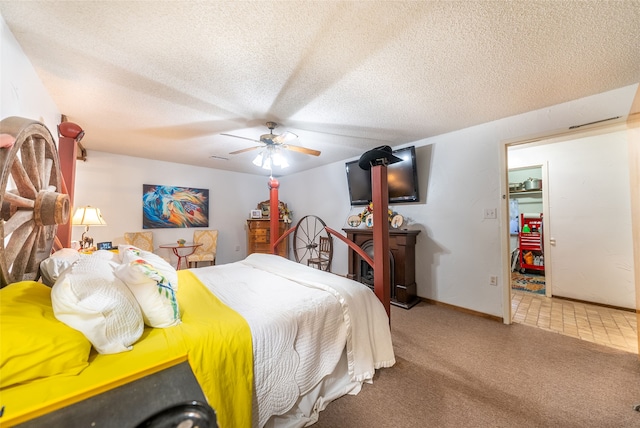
(0, 117, 395, 427)
(1, 250, 394, 427)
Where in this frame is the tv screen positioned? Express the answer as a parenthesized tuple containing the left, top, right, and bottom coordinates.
(346, 146, 419, 206)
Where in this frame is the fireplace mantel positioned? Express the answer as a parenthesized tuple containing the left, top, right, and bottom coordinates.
(343, 228, 420, 309)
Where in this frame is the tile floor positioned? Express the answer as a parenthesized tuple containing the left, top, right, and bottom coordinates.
(511, 289, 638, 354)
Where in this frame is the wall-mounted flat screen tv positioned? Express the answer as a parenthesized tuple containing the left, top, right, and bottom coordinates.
(345, 146, 419, 206)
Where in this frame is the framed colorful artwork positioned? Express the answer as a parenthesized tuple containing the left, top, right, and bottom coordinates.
(142, 184, 209, 229)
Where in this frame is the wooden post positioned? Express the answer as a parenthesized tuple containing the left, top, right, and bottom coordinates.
(56, 136, 77, 248)
(371, 164, 391, 318)
(268, 177, 280, 255)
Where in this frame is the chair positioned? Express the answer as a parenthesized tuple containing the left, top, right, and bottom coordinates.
(187, 230, 218, 268)
(124, 231, 154, 252)
(307, 236, 332, 271)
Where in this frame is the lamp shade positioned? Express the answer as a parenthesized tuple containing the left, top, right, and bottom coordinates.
(72, 206, 107, 226)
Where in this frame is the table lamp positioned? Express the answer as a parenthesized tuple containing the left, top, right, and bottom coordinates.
(72, 206, 107, 249)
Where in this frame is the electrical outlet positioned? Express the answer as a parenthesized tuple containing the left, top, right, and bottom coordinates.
(235, 245, 240, 252)
(489, 276, 498, 286)
(484, 208, 497, 219)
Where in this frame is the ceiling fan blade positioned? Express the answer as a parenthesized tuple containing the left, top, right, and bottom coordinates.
(229, 146, 262, 155)
(221, 133, 261, 143)
(272, 131, 298, 145)
(284, 144, 321, 156)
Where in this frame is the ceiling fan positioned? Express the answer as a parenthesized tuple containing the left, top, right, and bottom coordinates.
(223, 122, 321, 157)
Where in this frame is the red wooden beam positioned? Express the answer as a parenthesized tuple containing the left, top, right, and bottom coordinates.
(268, 177, 280, 255)
(272, 227, 294, 254)
(266, 168, 389, 319)
(371, 164, 391, 318)
(324, 226, 374, 268)
(272, 225, 376, 270)
(56, 136, 77, 249)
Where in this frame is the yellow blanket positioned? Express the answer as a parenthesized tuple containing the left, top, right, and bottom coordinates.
(0, 270, 253, 428)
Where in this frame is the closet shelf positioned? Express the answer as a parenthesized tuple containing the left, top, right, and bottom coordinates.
(509, 190, 542, 196)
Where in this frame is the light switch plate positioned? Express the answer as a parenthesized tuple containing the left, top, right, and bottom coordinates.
(484, 208, 497, 219)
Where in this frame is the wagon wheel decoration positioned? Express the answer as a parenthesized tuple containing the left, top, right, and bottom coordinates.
(0, 117, 70, 287)
(293, 215, 333, 269)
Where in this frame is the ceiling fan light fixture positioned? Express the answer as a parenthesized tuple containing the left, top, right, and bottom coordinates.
(271, 150, 288, 168)
(252, 146, 289, 170)
(262, 155, 272, 170)
(227, 122, 320, 166)
(252, 149, 272, 170)
(252, 152, 264, 167)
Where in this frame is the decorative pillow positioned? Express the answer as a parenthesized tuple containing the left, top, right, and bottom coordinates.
(119, 244, 179, 290)
(39, 248, 82, 286)
(51, 256, 144, 354)
(115, 259, 181, 328)
(0, 281, 92, 388)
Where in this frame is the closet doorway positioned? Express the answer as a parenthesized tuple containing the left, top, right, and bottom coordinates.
(501, 120, 638, 352)
(507, 164, 549, 298)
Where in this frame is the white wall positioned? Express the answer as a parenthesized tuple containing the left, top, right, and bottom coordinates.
(1, 15, 59, 139)
(283, 86, 638, 317)
(279, 161, 355, 273)
(509, 130, 634, 308)
(3, 13, 637, 317)
(74, 151, 271, 266)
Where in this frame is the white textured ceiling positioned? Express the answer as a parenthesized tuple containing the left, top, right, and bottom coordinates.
(1, 1, 639, 176)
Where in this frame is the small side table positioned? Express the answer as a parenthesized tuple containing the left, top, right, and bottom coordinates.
(159, 243, 202, 270)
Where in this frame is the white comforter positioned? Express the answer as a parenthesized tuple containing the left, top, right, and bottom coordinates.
(193, 253, 395, 427)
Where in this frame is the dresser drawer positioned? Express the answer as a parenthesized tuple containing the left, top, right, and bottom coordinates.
(251, 229, 268, 243)
(247, 219, 289, 257)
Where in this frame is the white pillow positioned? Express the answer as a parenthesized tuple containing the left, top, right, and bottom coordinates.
(115, 259, 181, 328)
(51, 256, 144, 354)
(118, 245, 179, 290)
(40, 248, 82, 286)
(92, 249, 118, 262)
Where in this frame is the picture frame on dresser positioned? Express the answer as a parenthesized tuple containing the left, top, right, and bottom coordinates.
(250, 209, 262, 219)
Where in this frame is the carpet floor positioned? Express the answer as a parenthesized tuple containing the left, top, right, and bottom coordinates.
(314, 302, 640, 428)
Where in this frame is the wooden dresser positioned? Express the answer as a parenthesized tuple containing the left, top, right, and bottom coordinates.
(246, 219, 289, 257)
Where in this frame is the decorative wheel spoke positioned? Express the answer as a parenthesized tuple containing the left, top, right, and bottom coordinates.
(0, 117, 70, 287)
(23, 135, 41, 192)
(3, 190, 35, 209)
(10, 154, 37, 199)
(6, 220, 37, 278)
(3, 210, 33, 235)
(293, 215, 333, 270)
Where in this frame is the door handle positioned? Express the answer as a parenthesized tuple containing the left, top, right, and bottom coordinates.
(550, 237, 556, 246)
